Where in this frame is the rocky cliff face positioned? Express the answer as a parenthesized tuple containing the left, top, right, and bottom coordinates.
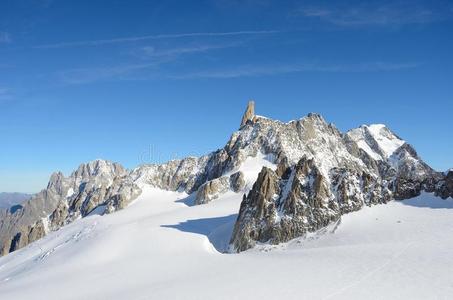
(0, 103, 449, 256)
(229, 114, 446, 252)
(435, 170, 453, 199)
(0, 160, 141, 256)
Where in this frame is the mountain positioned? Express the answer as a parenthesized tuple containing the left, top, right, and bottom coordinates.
(0, 160, 141, 255)
(0, 193, 31, 209)
(229, 115, 442, 251)
(0, 102, 451, 256)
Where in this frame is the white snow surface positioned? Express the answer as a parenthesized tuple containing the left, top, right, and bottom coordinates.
(347, 124, 405, 160)
(367, 124, 405, 157)
(224, 152, 277, 190)
(1, 189, 453, 299)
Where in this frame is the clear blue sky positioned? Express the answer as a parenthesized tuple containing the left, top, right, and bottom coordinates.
(0, 0, 452, 193)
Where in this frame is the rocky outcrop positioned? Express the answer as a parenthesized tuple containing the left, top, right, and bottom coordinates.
(230, 171, 246, 192)
(435, 170, 453, 199)
(230, 167, 280, 251)
(0, 160, 142, 256)
(195, 177, 231, 205)
(231, 156, 395, 252)
(240, 100, 255, 127)
(195, 171, 246, 205)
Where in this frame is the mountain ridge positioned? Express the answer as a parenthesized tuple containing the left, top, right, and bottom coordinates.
(0, 103, 451, 255)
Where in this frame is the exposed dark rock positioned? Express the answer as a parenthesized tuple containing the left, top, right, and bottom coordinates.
(230, 171, 246, 193)
(195, 177, 231, 205)
(230, 167, 280, 252)
(435, 170, 453, 199)
(195, 171, 246, 205)
(231, 156, 396, 252)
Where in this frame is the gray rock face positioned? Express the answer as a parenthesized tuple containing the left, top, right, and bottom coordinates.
(240, 101, 255, 127)
(230, 157, 395, 252)
(435, 170, 453, 199)
(0, 160, 142, 256)
(229, 113, 445, 252)
(195, 177, 231, 205)
(230, 167, 280, 252)
(195, 171, 246, 205)
(230, 171, 246, 193)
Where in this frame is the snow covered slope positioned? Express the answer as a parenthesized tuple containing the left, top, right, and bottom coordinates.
(1, 190, 453, 299)
(346, 124, 405, 160)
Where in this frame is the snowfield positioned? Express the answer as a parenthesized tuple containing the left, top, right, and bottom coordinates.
(1, 188, 453, 299)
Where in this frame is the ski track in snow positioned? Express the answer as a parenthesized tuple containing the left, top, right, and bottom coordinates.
(322, 241, 414, 300)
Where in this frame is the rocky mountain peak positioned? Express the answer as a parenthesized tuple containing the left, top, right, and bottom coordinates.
(240, 100, 255, 127)
(72, 159, 126, 180)
(346, 124, 405, 161)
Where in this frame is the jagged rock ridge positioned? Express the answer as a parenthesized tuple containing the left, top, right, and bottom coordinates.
(0, 160, 141, 255)
(1, 103, 451, 255)
(229, 114, 447, 252)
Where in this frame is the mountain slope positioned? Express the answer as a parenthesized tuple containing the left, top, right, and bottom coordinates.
(0, 102, 451, 256)
(1, 190, 453, 299)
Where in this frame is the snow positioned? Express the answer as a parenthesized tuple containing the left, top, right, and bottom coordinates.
(357, 140, 382, 160)
(66, 188, 74, 198)
(41, 217, 50, 234)
(224, 152, 277, 190)
(367, 124, 405, 158)
(347, 124, 405, 161)
(1, 190, 453, 299)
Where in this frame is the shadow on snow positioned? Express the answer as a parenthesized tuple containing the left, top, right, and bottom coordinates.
(161, 214, 238, 253)
(400, 193, 453, 209)
(175, 194, 196, 207)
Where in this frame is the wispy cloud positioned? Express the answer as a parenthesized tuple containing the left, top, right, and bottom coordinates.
(59, 41, 242, 84)
(298, 2, 449, 27)
(138, 42, 240, 58)
(35, 30, 279, 49)
(0, 32, 11, 44)
(58, 62, 161, 85)
(59, 61, 419, 84)
(169, 62, 420, 79)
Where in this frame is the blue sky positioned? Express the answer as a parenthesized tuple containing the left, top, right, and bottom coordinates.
(0, 0, 452, 193)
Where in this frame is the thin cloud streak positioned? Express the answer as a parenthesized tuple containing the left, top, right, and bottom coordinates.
(59, 42, 240, 84)
(169, 62, 420, 79)
(59, 62, 161, 85)
(139, 42, 240, 58)
(35, 30, 279, 49)
(298, 2, 449, 27)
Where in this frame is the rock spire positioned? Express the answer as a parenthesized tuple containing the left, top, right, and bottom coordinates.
(240, 100, 255, 127)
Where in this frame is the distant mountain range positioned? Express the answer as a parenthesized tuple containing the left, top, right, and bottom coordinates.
(0, 101, 452, 256)
(0, 193, 31, 209)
